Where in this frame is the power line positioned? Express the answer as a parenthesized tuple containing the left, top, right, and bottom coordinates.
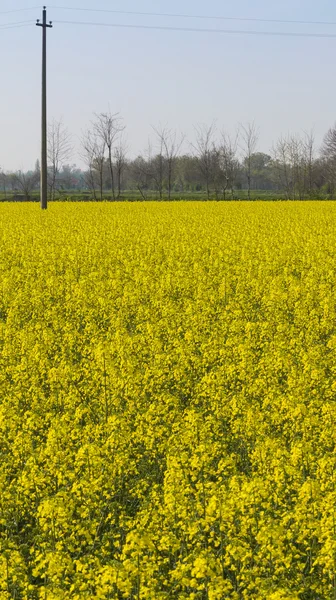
(50, 6, 336, 28)
(0, 20, 34, 30)
(0, 7, 39, 15)
(53, 20, 336, 39)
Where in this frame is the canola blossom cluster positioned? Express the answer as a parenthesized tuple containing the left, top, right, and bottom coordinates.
(1, 201, 336, 599)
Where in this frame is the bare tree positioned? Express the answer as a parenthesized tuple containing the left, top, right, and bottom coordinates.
(218, 131, 239, 200)
(93, 111, 125, 200)
(92, 140, 106, 202)
(81, 131, 98, 200)
(272, 136, 291, 199)
(289, 134, 313, 200)
(48, 118, 73, 200)
(240, 122, 259, 200)
(272, 133, 311, 200)
(0, 169, 7, 199)
(132, 151, 152, 200)
(153, 126, 185, 200)
(148, 136, 165, 200)
(114, 135, 128, 199)
(81, 130, 106, 201)
(192, 123, 216, 200)
(322, 124, 336, 160)
(288, 135, 301, 200)
(302, 131, 315, 198)
(211, 144, 221, 200)
(321, 125, 336, 196)
(14, 169, 39, 200)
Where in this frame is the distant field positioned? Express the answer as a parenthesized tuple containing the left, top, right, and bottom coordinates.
(1, 202, 336, 598)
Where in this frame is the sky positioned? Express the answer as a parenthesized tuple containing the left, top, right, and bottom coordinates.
(1, 0, 336, 170)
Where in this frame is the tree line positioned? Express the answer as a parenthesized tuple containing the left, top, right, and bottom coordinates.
(2, 112, 336, 200)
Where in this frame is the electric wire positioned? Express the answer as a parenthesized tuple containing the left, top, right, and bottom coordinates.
(1, 7, 336, 39)
(0, 7, 39, 15)
(53, 20, 336, 39)
(49, 6, 336, 28)
(0, 20, 34, 30)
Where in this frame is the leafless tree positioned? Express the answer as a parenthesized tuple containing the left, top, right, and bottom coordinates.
(272, 133, 311, 200)
(240, 122, 259, 200)
(81, 131, 98, 200)
(114, 135, 128, 199)
(92, 141, 106, 201)
(290, 134, 315, 200)
(272, 136, 291, 199)
(93, 111, 125, 200)
(302, 130, 315, 198)
(14, 169, 39, 200)
(322, 124, 336, 160)
(321, 125, 336, 195)
(192, 123, 216, 199)
(288, 135, 301, 199)
(147, 136, 165, 200)
(0, 169, 7, 199)
(132, 152, 152, 200)
(153, 126, 185, 200)
(81, 130, 106, 201)
(217, 131, 239, 200)
(48, 118, 73, 200)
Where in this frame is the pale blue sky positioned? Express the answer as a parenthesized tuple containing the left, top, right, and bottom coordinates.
(1, 0, 336, 170)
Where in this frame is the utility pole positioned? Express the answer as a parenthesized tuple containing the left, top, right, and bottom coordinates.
(36, 7, 52, 210)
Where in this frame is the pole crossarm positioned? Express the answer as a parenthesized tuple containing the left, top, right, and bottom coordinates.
(36, 21, 53, 28)
(36, 6, 52, 210)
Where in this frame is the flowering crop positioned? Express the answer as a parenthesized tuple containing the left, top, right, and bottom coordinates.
(1, 201, 336, 599)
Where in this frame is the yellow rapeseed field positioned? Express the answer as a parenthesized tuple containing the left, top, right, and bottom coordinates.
(1, 201, 336, 599)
